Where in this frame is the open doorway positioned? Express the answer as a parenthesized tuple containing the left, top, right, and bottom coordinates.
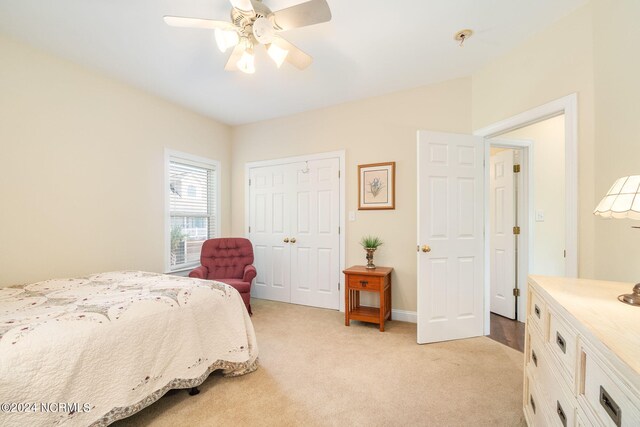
(416, 94, 577, 345)
(486, 114, 566, 350)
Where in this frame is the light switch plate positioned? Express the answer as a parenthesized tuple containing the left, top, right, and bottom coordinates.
(349, 211, 356, 222)
(536, 210, 545, 222)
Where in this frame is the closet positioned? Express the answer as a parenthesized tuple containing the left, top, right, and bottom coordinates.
(248, 156, 341, 309)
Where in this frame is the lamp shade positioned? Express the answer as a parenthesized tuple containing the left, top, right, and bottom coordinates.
(593, 175, 640, 220)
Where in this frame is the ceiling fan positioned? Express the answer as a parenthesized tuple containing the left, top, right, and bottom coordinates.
(164, 0, 332, 74)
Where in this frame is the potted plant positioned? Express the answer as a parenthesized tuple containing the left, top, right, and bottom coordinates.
(360, 235, 383, 269)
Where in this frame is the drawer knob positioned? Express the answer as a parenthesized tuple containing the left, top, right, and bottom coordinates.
(557, 401, 567, 427)
(534, 304, 541, 318)
(556, 332, 566, 354)
(531, 349, 538, 367)
(600, 386, 622, 427)
(360, 280, 368, 287)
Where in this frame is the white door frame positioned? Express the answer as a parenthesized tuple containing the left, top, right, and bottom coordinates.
(474, 93, 579, 334)
(244, 150, 346, 311)
(487, 141, 532, 323)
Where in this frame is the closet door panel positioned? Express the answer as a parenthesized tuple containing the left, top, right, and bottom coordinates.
(249, 165, 291, 303)
(290, 159, 340, 309)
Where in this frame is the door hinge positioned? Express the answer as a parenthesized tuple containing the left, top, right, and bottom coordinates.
(513, 288, 521, 297)
(513, 226, 521, 235)
(338, 282, 341, 291)
(513, 164, 521, 173)
(338, 226, 341, 234)
(248, 179, 252, 186)
(564, 250, 566, 258)
(338, 170, 341, 178)
(248, 226, 251, 233)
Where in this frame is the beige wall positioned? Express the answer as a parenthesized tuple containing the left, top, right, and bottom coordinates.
(501, 115, 566, 276)
(0, 36, 232, 286)
(232, 78, 473, 312)
(472, 3, 597, 278)
(592, 0, 640, 281)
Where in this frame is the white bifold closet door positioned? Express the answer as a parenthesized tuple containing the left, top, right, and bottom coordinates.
(249, 158, 340, 310)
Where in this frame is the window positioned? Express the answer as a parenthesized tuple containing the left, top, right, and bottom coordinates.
(165, 151, 219, 272)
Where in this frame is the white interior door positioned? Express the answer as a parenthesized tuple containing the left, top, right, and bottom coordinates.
(249, 164, 292, 303)
(490, 149, 516, 319)
(290, 158, 340, 309)
(248, 157, 341, 310)
(417, 131, 485, 344)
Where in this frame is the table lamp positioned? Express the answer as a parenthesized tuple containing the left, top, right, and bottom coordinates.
(593, 175, 640, 306)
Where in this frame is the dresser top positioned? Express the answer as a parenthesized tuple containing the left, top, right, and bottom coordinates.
(529, 275, 640, 376)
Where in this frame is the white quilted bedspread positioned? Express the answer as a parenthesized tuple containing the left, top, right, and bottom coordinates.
(0, 271, 258, 426)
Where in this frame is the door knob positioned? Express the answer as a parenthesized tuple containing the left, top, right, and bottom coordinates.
(283, 238, 289, 243)
(421, 245, 431, 253)
(290, 237, 297, 243)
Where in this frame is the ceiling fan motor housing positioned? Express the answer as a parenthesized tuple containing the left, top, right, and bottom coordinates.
(231, 0, 275, 45)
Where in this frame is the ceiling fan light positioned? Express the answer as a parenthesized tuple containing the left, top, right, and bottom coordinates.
(214, 29, 239, 53)
(268, 43, 289, 68)
(237, 50, 256, 74)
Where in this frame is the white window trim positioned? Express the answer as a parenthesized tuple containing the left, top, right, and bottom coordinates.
(164, 149, 221, 274)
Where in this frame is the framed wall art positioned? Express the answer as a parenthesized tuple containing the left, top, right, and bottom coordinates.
(358, 162, 395, 210)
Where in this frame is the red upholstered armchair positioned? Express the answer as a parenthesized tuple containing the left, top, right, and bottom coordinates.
(189, 238, 256, 315)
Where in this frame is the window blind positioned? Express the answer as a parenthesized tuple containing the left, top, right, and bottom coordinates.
(168, 158, 217, 270)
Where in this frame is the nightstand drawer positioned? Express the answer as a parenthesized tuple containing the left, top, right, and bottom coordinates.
(348, 275, 381, 291)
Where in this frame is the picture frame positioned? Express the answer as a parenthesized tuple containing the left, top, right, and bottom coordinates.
(358, 162, 395, 210)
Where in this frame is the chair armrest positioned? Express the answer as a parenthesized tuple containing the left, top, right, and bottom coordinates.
(189, 265, 209, 279)
(243, 265, 257, 283)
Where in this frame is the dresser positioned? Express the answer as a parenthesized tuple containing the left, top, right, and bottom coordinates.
(525, 276, 640, 426)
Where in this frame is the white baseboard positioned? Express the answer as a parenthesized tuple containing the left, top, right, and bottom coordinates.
(391, 309, 417, 323)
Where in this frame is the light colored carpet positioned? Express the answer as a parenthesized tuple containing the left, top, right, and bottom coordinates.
(115, 299, 526, 426)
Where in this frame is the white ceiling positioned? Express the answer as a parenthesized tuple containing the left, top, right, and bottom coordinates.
(0, 0, 587, 125)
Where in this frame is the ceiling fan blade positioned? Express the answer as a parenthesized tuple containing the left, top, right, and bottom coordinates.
(225, 43, 246, 71)
(163, 16, 236, 31)
(229, 0, 254, 13)
(272, 0, 331, 31)
(271, 37, 312, 70)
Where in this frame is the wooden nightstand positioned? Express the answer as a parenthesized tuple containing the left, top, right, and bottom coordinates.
(343, 266, 393, 332)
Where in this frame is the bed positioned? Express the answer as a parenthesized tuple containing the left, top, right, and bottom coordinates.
(0, 271, 259, 426)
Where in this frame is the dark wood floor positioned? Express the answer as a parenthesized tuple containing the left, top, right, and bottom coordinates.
(488, 312, 525, 352)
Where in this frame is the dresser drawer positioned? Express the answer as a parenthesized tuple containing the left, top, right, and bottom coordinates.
(579, 343, 640, 427)
(576, 407, 596, 427)
(529, 287, 546, 335)
(347, 274, 381, 291)
(526, 330, 545, 379)
(535, 343, 577, 427)
(525, 371, 551, 426)
(547, 306, 577, 381)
